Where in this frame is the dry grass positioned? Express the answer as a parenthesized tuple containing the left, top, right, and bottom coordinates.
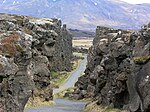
(85, 102, 127, 112)
(73, 39, 93, 49)
(134, 55, 150, 64)
(54, 87, 76, 98)
(24, 28, 32, 35)
(73, 52, 84, 57)
(25, 97, 55, 108)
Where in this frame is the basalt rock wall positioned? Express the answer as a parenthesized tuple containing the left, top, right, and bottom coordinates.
(71, 24, 150, 112)
(0, 13, 72, 112)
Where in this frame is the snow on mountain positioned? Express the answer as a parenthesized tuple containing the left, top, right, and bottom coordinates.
(0, 0, 150, 31)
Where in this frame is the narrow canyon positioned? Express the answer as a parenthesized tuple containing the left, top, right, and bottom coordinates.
(0, 13, 150, 112)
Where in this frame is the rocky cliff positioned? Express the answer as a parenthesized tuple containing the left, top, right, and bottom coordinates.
(71, 24, 150, 112)
(0, 13, 72, 112)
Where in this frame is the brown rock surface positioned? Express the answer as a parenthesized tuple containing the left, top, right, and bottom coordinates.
(0, 13, 72, 112)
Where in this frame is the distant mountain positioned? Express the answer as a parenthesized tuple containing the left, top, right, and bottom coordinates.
(0, 0, 150, 31)
(68, 29, 95, 37)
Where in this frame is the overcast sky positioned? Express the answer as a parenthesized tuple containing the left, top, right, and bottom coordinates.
(121, 0, 150, 4)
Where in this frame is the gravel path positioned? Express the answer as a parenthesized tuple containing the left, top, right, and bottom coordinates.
(24, 99, 86, 112)
(53, 55, 87, 94)
(24, 55, 87, 112)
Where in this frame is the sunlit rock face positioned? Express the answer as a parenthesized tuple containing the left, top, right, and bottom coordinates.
(0, 13, 72, 112)
(71, 24, 150, 112)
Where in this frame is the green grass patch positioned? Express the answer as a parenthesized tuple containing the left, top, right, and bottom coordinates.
(51, 72, 70, 88)
(25, 97, 55, 109)
(51, 57, 82, 88)
(72, 59, 82, 70)
(51, 72, 60, 78)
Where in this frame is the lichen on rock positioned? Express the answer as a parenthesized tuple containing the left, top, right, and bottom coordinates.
(0, 13, 72, 112)
(71, 23, 150, 112)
